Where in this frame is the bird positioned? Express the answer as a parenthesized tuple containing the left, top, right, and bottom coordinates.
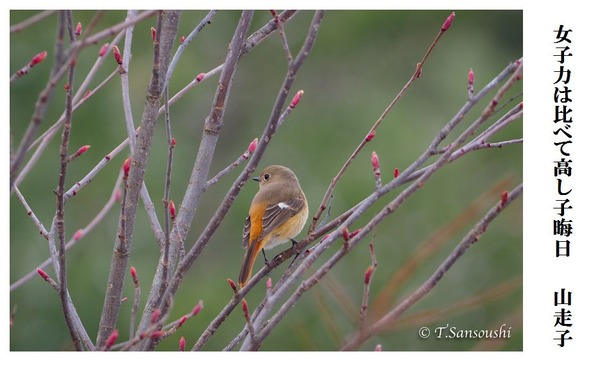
(238, 165, 308, 288)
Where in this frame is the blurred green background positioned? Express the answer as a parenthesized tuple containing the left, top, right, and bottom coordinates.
(10, 10, 522, 351)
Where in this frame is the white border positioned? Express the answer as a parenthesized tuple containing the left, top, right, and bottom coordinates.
(4, 2, 599, 388)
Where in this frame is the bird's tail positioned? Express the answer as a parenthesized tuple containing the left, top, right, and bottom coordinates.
(238, 240, 263, 288)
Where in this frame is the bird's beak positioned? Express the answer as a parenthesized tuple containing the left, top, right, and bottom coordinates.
(252, 176, 260, 182)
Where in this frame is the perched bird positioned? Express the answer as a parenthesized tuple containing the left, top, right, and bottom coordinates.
(238, 165, 308, 288)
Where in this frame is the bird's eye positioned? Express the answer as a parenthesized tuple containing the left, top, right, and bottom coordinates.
(264, 173, 270, 180)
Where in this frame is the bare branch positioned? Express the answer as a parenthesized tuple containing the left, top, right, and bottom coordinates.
(140, 11, 256, 347)
(308, 11, 458, 233)
(191, 11, 325, 350)
(129, 266, 141, 340)
(341, 184, 523, 350)
(359, 243, 378, 332)
(96, 11, 181, 349)
(165, 10, 217, 86)
(10, 176, 122, 292)
(13, 186, 49, 239)
(51, 10, 84, 351)
(10, 11, 157, 190)
(10, 10, 55, 33)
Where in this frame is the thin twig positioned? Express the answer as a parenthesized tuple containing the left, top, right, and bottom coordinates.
(224, 62, 521, 349)
(192, 11, 325, 351)
(13, 186, 49, 239)
(241, 299, 258, 349)
(142, 11, 256, 348)
(308, 11, 457, 234)
(10, 175, 122, 291)
(10, 51, 48, 83)
(165, 10, 217, 87)
(270, 10, 293, 65)
(54, 11, 84, 351)
(206, 138, 257, 188)
(160, 82, 175, 298)
(96, 11, 181, 349)
(78, 10, 157, 49)
(481, 59, 522, 120)
(25, 29, 124, 154)
(10, 13, 67, 189)
(238, 279, 274, 351)
(10, 11, 157, 190)
(10, 10, 56, 33)
(359, 243, 378, 332)
(246, 57, 522, 347)
(341, 184, 523, 350)
(17, 67, 120, 189)
(47, 224, 95, 350)
(36, 268, 60, 291)
(129, 266, 141, 340)
(57, 15, 302, 336)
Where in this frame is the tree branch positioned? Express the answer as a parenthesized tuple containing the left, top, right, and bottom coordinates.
(190, 10, 325, 350)
(341, 184, 523, 350)
(96, 11, 180, 349)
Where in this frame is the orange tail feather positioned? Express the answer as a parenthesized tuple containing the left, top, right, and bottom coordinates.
(238, 239, 263, 288)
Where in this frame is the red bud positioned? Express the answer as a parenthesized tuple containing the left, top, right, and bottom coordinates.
(30, 51, 47, 67)
(98, 43, 109, 57)
(501, 191, 508, 206)
(151, 27, 157, 42)
(195, 72, 205, 82)
(151, 330, 164, 340)
(192, 301, 203, 316)
(270, 10, 278, 18)
(266, 278, 272, 289)
(394, 168, 399, 178)
(180, 36, 185, 43)
(365, 130, 376, 142)
(375, 344, 382, 351)
(171, 138, 176, 147)
(349, 228, 362, 239)
(112, 45, 122, 65)
(83, 90, 92, 99)
(73, 229, 84, 241)
(151, 309, 161, 324)
(179, 337, 186, 351)
(227, 278, 238, 292)
(37, 268, 50, 280)
(130, 266, 138, 284)
(75, 22, 82, 36)
(290, 90, 304, 108)
(169, 200, 176, 220)
(105, 329, 118, 349)
(371, 151, 380, 170)
(248, 138, 258, 154)
(178, 315, 188, 328)
(242, 299, 249, 317)
(76, 145, 90, 156)
(441, 12, 455, 32)
(468, 68, 475, 85)
(364, 265, 374, 285)
(342, 226, 350, 242)
(123, 158, 131, 177)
